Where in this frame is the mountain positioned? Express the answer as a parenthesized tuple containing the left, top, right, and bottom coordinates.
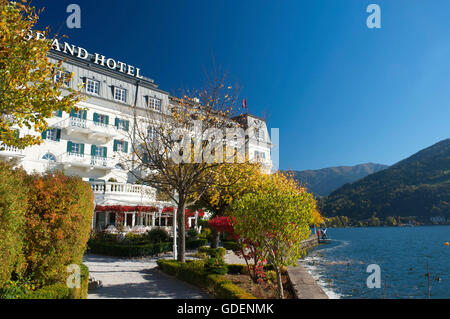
(289, 163, 388, 197)
(320, 138, 450, 221)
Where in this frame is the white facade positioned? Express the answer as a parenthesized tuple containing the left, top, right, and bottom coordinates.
(0, 42, 273, 230)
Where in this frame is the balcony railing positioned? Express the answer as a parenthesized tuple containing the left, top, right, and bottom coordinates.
(58, 152, 115, 170)
(90, 182, 157, 204)
(0, 143, 25, 158)
(55, 117, 120, 140)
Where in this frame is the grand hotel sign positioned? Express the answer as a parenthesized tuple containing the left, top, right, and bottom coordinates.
(26, 31, 144, 79)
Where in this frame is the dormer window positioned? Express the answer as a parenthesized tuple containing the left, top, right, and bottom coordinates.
(114, 87, 127, 103)
(255, 128, 264, 140)
(54, 70, 71, 87)
(86, 78, 100, 95)
(147, 96, 162, 112)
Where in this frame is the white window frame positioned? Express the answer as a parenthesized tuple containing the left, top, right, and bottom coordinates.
(71, 143, 81, 154)
(116, 141, 125, 152)
(148, 96, 162, 112)
(117, 119, 126, 130)
(255, 150, 265, 161)
(54, 70, 71, 87)
(86, 78, 100, 95)
(114, 87, 127, 103)
(46, 128, 58, 141)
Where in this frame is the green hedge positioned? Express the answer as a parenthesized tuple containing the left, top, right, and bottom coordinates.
(23, 283, 70, 299)
(157, 259, 255, 299)
(23, 173, 94, 286)
(88, 241, 172, 257)
(0, 163, 27, 287)
(197, 247, 226, 259)
(23, 263, 89, 299)
(222, 241, 240, 251)
(186, 238, 208, 250)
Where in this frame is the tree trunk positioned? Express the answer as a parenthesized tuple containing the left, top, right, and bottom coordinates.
(177, 201, 186, 262)
(275, 266, 284, 299)
(210, 229, 220, 248)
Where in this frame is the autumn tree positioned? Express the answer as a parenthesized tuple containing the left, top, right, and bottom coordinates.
(0, 0, 82, 148)
(120, 68, 246, 262)
(194, 161, 262, 248)
(228, 172, 319, 298)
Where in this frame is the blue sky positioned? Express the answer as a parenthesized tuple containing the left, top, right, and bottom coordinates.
(33, 0, 450, 171)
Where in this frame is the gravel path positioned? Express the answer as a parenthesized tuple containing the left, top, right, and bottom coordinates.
(83, 253, 211, 299)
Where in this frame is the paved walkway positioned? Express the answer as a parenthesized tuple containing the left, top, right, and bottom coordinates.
(83, 253, 211, 299)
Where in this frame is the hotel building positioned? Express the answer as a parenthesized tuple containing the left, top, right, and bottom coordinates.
(0, 38, 273, 232)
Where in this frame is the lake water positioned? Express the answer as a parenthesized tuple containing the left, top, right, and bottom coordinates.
(300, 226, 450, 299)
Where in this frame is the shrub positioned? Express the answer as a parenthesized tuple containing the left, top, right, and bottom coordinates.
(146, 227, 171, 243)
(198, 227, 211, 240)
(198, 247, 226, 259)
(186, 238, 208, 250)
(23, 172, 94, 286)
(223, 241, 240, 251)
(23, 283, 70, 299)
(0, 163, 27, 287)
(123, 233, 147, 245)
(156, 259, 255, 299)
(68, 264, 89, 299)
(187, 228, 199, 239)
(227, 264, 248, 275)
(205, 257, 228, 275)
(87, 241, 172, 257)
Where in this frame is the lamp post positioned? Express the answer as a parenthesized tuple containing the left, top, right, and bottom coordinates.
(172, 192, 179, 260)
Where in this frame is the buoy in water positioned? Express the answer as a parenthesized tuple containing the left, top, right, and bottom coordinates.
(445, 242, 449, 246)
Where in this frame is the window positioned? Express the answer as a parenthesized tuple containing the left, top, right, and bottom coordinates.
(53, 109, 63, 117)
(147, 96, 162, 112)
(42, 153, 56, 162)
(114, 87, 127, 103)
(86, 78, 100, 95)
(70, 109, 86, 119)
(255, 128, 264, 140)
(42, 128, 61, 142)
(113, 140, 128, 153)
(93, 113, 109, 125)
(55, 70, 71, 87)
(67, 141, 84, 155)
(147, 126, 156, 140)
(115, 118, 129, 131)
(254, 151, 265, 162)
(91, 145, 107, 158)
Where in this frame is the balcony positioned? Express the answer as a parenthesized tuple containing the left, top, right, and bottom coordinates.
(58, 152, 115, 171)
(0, 143, 25, 160)
(55, 117, 119, 141)
(90, 182, 157, 205)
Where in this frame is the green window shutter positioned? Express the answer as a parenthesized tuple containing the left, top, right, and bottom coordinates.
(82, 110, 87, 120)
(70, 109, 75, 117)
(125, 120, 129, 132)
(103, 147, 107, 158)
(143, 153, 149, 163)
(57, 109, 62, 117)
(41, 129, 47, 140)
(105, 115, 109, 125)
(67, 141, 72, 153)
(91, 145, 96, 156)
(113, 140, 118, 152)
(80, 143, 85, 155)
(115, 118, 119, 128)
(56, 129, 61, 141)
(124, 141, 128, 153)
(93, 113, 99, 123)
